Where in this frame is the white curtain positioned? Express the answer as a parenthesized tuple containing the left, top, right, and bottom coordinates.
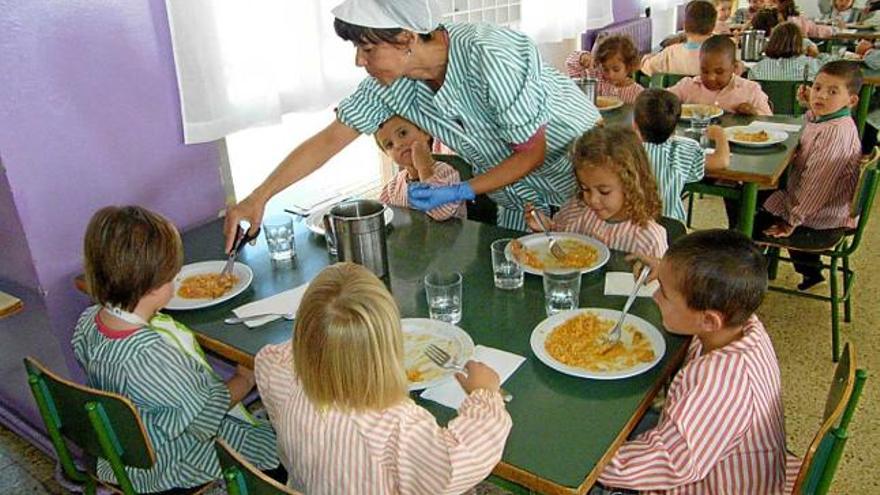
(165, 0, 364, 144)
(520, 0, 614, 43)
(642, 0, 686, 47)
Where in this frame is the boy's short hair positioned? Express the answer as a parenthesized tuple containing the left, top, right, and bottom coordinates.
(634, 89, 682, 144)
(684, 1, 718, 35)
(752, 8, 781, 36)
(293, 262, 408, 411)
(764, 22, 804, 58)
(665, 229, 767, 327)
(595, 34, 640, 69)
(701, 34, 737, 63)
(83, 206, 183, 312)
(818, 60, 863, 96)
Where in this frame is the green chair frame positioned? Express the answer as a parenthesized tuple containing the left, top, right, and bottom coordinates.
(755, 148, 879, 361)
(658, 215, 688, 246)
(792, 343, 868, 495)
(648, 73, 688, 89)
(216, 439, 300, 495)
(433, 153, 498, 225)
(754, 79, 807, 116)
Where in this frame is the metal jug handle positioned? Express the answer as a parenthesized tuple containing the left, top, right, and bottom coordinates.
(322, 214, 335, 245)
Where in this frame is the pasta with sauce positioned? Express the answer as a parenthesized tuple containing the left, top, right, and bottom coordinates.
(545, 312, 655, 372)
(177, 273, 238, 299)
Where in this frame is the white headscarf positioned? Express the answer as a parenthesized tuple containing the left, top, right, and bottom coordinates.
(332, 0, 443, 34)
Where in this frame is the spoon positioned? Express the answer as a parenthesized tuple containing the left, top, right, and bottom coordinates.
(224, 312, 296, 324)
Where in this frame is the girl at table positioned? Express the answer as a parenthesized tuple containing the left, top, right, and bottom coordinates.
(748, 22, 824, 81)
(254, 262, 512, 494)
(72, 206, 278, 493)
(526, 125, 668, 258)
(564, 35, 645, 104)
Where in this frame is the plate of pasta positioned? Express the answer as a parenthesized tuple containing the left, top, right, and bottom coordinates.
(530, 308, 665, 379)
(506, 233, 610, 276)
(680, 104, 723, 120)
(724, 126, 788, 147)
(402, 318, 475, 391)
(596, 96, 624, 112)
(165, 261, 253, 310)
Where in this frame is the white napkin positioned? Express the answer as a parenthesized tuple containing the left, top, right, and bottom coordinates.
(748, 121, 803, 133)
(232, 284, 309, 328)
(604, 272, 659, 297)
(420, 345, 525, 409)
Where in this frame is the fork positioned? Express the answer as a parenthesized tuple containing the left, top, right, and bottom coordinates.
(601, 266, 651, 351)
(529, 208, 568, 261)
(424, 344, 513, 402)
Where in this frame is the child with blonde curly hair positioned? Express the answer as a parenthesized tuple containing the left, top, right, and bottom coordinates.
(526, 126, 668, 258)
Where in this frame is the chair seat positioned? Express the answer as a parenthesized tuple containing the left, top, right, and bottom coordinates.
(93, 475, 214, 495)
(753, 227, 852, 253)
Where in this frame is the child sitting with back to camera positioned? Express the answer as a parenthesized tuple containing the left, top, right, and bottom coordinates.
(376, 115, 466, 221)
(634, 89, 730, 223)
(598, 229, 801, 493)
(564, 34, 645, 104)
(72, 206, 278, 493)
(526, 125, 668, 258)
(641, 0, 717, 76)
(748, 22, 824, 81)
(668, 35, 772, 115)
(255, 262, 512, 494)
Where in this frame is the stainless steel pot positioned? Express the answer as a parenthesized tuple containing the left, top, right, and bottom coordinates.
(323, 199, 389, 279)
(740, 30, 766, 62)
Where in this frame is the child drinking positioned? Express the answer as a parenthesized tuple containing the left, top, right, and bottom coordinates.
(733, 0, 764, 24)
(526, 126, 668, 258)
(254, 262, 512, 494)
(598, 229, 800, 493)
(376, 115, 466, 221)
(669, 35, 773, 115)
(72, 206, 278, 493)
(714, 0, 734, 33)
(748, 22, 823, 81)
(641, 0, 717, 76)
(564, 35, 645, 104)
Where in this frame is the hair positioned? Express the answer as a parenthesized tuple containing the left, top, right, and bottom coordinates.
(83, 206, 183, 312)
(570, 126, 661, 227)
(751, 8, 781, 36)
(595, 35, 640, 70)
(293, 262, 408, 412)
(664, 229, 767, 327)
(775, 0, 799, 18)
(333, 17, 438, 46)
(373, 115, 434, 152)
(684, 0, 718, 35)
(634, 89, 681, 144)
(834, 0, 854, 10)
(818, 60, 863, 95)
(701, 34, 737, 63)
(764, 21, 804, 58)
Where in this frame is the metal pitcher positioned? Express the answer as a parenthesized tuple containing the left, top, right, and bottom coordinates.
(740, 30, 766, 62)
(576, 76, 598, 105)
(322, 199, 390, 280)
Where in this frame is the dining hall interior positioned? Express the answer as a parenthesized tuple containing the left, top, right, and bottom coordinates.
(1, 0, 878, 494)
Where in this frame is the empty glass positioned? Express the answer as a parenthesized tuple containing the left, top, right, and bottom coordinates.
(424, 271, 462, 324)
(263, 215, 296, 262)
(491, 238, 523, 290)
(543, 269, 581, 316)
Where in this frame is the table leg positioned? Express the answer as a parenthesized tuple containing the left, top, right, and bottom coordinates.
(857, 83, 874, 139)
(738, 182, 758, 237)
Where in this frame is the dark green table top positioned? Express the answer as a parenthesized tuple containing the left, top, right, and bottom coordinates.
(170, 209, 689, 494)
(603, 104, 804, 186)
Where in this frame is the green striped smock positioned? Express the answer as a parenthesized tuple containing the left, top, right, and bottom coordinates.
(336, 23, 600, 231)
(747, 55, 824, 82)
(642, 136, 705, 222)
(71, 306, 278, 493)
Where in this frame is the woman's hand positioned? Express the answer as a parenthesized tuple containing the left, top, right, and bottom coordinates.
(224, 195, 267, 254)
(408, 182, 475, 211)
(455, 361, 501, 394)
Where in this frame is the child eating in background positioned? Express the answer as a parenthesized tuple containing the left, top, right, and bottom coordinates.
(769, 0, 834, 37)
(734, 0, 764, 24)
(564, 35, 645, 104)
(714, 0, 734, 33)
(376, 115, 466, 221)
(824, 0, 860, 24)
(641, 0, 717, 76)
(526, 126, 668, 258)
(669, 35, 773, 115)
(748, 22, 823, 81)
(598, 229, 801, 493)
(73, 206, 278, 493)
(255, 262, 512, 494)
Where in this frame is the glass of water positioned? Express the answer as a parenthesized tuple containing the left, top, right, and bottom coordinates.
(263, 215, 296, 262)
(542, 269, 581, 316)
(491, 238, 523, 290)
(689, 111, 712, 148)
(424, 271, 462, 324)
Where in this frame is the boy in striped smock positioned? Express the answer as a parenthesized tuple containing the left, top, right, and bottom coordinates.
(72, 206, 278, 493)
(748, 22, 823, 82)
(375, 115, 466, 221)
(598, 229, 801, 494)
(634, 89, 730, 223)
(564, 35, 645, 104)
(641, 0, 716, 77)
(255, 263, 512, 495)
(526, 126, 668, 258)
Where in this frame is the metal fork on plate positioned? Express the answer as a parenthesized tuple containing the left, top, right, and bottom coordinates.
(424, 344, 513, 402)
(601, 266, 651, 352)
(529, 208, 567, 260)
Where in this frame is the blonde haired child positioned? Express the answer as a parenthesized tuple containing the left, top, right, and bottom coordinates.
(527, 126, 668, 258)
(72, 206, 278, 493)
(254, 262, 512, 494)
(376, 115, 466, 221)
(564, 35, 645, 104)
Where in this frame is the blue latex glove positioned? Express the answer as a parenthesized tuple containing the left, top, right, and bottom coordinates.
(407, 182, 475, 211)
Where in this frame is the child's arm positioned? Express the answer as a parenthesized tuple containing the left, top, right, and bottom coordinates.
(564, 50, 592, 78)
(226, 365, 256, 408)
(524, 203, 557, 232)
(422, 159, 467, 221)
(411, 140, 436, 182)
(704, 125, 730, 170)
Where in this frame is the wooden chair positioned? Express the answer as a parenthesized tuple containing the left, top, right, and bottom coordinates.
(755, 79, 807, 116)
(24, 357, 212, 495)
(433, 153, 498, 225)
(216, 439, 300, 495)
(754, 147, 879, 361)
(791, 343, 868, 494)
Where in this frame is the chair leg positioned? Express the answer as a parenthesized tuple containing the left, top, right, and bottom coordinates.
(830, 256, 841, 363)
(843, 254, 853, 323)
(84, 477, 97, 495)
(767, 246, 780, 280)
(686, 193, 695, 229)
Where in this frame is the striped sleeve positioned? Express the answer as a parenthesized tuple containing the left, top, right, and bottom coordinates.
(632, 221, 669, 258)
(335, 78, 393, 135)
(423, 162, 465, 221)
(672, 137, 705, 183)
(565, 50, 589, 78)
(865, 49, 880, 70)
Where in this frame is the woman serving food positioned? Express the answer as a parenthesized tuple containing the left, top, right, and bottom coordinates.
(224, 0, 599, 247)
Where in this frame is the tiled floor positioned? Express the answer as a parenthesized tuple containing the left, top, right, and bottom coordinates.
(0, 195, 876, 494)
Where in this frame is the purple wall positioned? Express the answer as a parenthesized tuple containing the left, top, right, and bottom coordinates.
(0, 0, 226, 425)
(613, 0, 643, 22)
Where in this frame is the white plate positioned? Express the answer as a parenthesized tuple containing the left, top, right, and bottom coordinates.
(725, 126, 788, 147)
(165, 261, 253, 310)
(596, 96, 624, 112)
(402, 318, 475, 391)
(530, 308, 666, 380)
(505, 232, 610, 276)
(680, 103, 724, 121)
(305, 203, 394, 236)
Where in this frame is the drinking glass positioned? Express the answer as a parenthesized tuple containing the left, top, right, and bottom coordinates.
(542, 269, 581, 316)
(689, 111, 712, 148)
(424, 271, 462, 324)
(263, 215, 296, 262)
(491, 238, 524, 290)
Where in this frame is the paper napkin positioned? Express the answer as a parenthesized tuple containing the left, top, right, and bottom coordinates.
(420, 345, 525, 409)
(232, 284, 309, 328)
(604, 272, 659, 297)
(748, 121, 803, 133)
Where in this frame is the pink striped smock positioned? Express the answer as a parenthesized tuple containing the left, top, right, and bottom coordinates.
(564, 51, 645, 104)
(553, 197, 668, 258)
(379, 161, 467, 221)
